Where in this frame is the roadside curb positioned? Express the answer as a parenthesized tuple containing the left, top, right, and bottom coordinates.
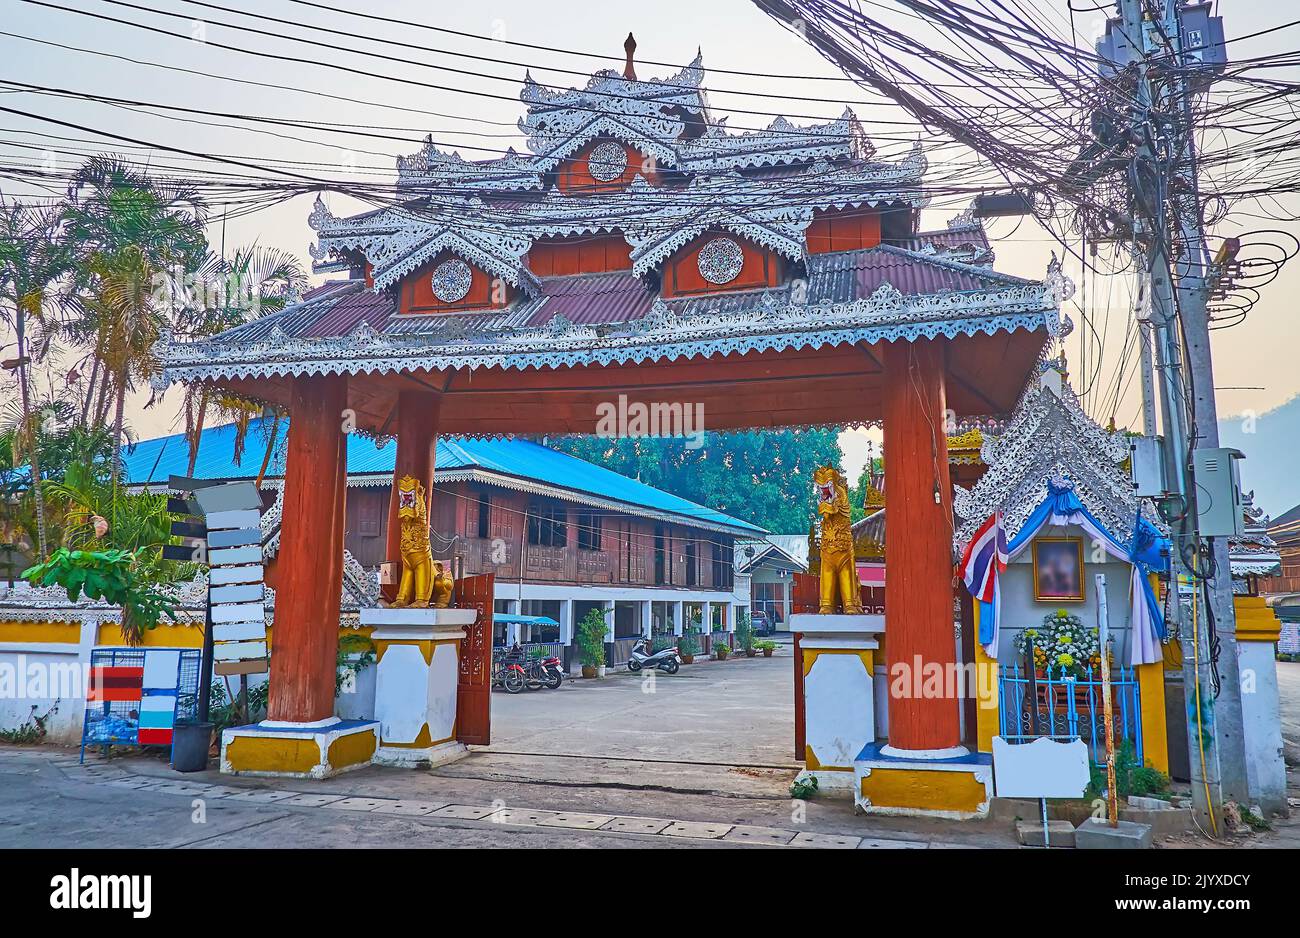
(51, 756, 964, 850)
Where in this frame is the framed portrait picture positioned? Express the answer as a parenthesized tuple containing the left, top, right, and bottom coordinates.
(1032, 537, 1085, 602)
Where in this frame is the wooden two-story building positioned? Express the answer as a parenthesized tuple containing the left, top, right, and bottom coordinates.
(125, 417, 762, 667)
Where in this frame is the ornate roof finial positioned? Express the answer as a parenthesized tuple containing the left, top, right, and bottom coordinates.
(623, 32, 637, 80)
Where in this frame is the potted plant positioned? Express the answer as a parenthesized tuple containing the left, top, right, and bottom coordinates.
(576, 608, 608, 678)
(678, 628, 700, 664)
(756, 640, 777, 658)
(714, 641, 730, 661)
(736, 611, 757, 657)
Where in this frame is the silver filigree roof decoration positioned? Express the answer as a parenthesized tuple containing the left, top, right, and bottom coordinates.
(953, 367, 1162, 555)
(157, 270, 1065, 386)
(947, 204, 981, 230)
(305, 140, 928, 292)
(1229, 490, 1282, 579)
(397, 138, 545, 193)
(587, 140, 630, 181)
(308, 197, 541, 297)
(697, 236, 745, 284)
(678, 109, 869, 171)
(430, 258, 473, 303)
(517, 52, 707, 155)
(385, 54, 925, 202)
(622, 170, 818, 276)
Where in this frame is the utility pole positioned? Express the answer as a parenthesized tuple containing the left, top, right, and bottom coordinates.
(1113, 0, 1236, 832)
(1159, 0, 1249, 808)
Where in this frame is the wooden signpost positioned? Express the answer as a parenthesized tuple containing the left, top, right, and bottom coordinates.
(164, 476, 267, 724)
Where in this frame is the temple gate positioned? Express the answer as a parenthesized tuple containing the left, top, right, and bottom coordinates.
(153, 37, 1071, 816)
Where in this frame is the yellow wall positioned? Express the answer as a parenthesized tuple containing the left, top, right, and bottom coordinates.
(1233, 595, 1281, 643)
(0, 620, 81, 644)
(1137, 662, 1168, 774)
(973, 603, 998, 753)
(1, 618, 370, 650)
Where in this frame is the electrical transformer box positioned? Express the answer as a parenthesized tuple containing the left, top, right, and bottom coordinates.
(1192, 447, 1245, 537)
(1096, 2, 1225, 76)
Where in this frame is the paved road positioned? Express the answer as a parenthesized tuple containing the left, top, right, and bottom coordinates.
(1276, 661, 1300, 767)
(487, 650, 796, 766)
(0, 643, 1015, 849)
(1, 656, 1295, 850)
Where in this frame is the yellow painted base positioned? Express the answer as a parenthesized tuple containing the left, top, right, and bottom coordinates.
(1136, 661, 1169, 775)
(1233, 595, 1282, 643)
(221, 721, 378, 779)
(855, 763, 993, 819)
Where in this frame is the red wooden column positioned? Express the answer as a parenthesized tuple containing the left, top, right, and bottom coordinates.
(267, 373, 349, 724)
(383, 389, 442, 591)
(881, 340, 962, 753)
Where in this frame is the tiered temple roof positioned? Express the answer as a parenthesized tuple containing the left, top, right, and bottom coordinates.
(154, 44, 1069, 407)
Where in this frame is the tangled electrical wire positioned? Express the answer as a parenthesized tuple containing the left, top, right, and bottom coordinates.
(753, 0, 1300, 303)
(1205, 229, 1299, 329)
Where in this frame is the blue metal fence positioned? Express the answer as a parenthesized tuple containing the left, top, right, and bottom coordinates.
(998, 661, 1143, 764)
(80, 647, 202, 762)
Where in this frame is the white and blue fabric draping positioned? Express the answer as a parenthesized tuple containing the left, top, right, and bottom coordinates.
(973, 482, 1169, 666)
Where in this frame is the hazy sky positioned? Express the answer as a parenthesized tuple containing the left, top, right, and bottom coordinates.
(2, 0, 1297, 483)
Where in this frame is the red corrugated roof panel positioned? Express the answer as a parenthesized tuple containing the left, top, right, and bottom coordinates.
(301, 289, 396, 337)
(524, 272, 656, 326)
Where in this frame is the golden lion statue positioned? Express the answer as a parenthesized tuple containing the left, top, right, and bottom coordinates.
(431, 560, 454, 609)
(813, 465, 863, 615)
(392, 475, 438, 608)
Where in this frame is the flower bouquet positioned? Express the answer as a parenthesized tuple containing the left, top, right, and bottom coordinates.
(1014, 609, 1106, 680)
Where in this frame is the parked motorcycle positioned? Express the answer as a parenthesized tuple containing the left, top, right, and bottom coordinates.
(627, 639, 680, 674)
(498, 643, 564, 691)
(492, 646, 528, 694)
(525, 651, 564, 690)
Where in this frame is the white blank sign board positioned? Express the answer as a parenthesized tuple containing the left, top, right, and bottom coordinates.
(992, 736, 1090, 799)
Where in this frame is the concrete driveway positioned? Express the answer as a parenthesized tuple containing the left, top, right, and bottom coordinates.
(486, 649, 796, 768)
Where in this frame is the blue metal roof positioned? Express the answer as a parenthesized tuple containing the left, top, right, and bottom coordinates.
(123, 417, 765, 536)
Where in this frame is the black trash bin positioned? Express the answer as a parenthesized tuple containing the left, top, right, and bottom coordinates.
(171, 721, 214, 773)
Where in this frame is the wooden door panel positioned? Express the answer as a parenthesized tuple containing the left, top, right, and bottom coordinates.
(455, 572, 494, 746)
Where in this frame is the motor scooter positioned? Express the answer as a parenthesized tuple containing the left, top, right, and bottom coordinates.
(627, 639, 680, 674)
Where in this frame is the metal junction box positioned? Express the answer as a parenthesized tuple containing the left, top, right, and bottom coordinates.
(1129, 435, 1166, 496)
(1096, 2, 1225, 77)
(1192, 447, 1245, 537)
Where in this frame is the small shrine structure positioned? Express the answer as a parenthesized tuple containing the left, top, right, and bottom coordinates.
(951, 360, 1171, 773)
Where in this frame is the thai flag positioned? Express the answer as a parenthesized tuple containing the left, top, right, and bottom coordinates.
(960, 512, 1007, 603)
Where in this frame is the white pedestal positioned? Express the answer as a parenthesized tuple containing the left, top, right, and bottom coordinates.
(360, 607, 478, 768)
(790, 614, 885, 789)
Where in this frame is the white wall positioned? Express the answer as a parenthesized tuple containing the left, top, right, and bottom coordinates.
(0, 646, 87, 745)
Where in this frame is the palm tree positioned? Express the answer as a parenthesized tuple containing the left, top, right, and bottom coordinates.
(177, 244, 306, 475)
(61, 158, 208, 493)
(0, 197, 76, 560)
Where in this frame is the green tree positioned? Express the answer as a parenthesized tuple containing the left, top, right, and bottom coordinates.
(60, 157, 208, 492)
(548, 429, 844, 533)
(0, 198, 77, 559)
(0, 397, 117, 557)
(176, 244, 306, 475)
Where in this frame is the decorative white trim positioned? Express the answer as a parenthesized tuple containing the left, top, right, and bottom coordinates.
(879, 744, 970, 760)
(953, 356, 1157, 555)
(156, 269, 1069, 389)
(259, 716, 341, 730)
